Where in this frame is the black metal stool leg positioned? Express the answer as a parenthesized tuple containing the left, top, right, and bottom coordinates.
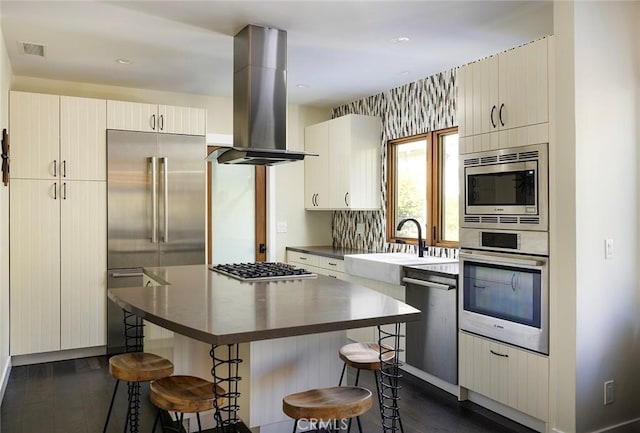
(196, 412, 203, 433)
(103, 379, 120, 433)
(151, 409, 161, 433)
(291, 419, 298, 433)
(338, 362, 347, 386)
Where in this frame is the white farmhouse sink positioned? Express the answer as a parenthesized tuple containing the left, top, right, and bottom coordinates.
(344, 253, 457, 285)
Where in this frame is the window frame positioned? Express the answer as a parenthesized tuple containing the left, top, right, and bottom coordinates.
(386, 127, 459, 249)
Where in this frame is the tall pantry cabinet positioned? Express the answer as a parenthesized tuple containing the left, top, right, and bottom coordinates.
(9, 91, 107, 356)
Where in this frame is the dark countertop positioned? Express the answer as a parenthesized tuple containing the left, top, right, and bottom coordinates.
(286, 245, 372, 260)
(403, 262, 459, 278)
(108, 264, 421, 346)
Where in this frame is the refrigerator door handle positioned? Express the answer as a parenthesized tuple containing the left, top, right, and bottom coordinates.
(161, 156, 169, 243)
(150, 156, 158, 243)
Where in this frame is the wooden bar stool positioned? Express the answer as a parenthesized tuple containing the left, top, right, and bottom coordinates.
(150, 375, 226, 433)
(283, 386, 372, 433)
(338, 342, 403, 433)
(103, 352, 174, 433)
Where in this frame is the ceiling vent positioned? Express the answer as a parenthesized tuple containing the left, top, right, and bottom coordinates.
(18, 42, 46, 57)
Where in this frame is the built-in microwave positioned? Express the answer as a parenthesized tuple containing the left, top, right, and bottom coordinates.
(461, 143, 548, 231)
(459, 249, 549, 354)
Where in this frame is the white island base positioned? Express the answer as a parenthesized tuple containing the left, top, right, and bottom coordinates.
(145, 324, 346, 432)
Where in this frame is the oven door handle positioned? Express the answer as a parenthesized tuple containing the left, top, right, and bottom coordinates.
(402, 277, 453, 291)
(460, 251, 546, 268)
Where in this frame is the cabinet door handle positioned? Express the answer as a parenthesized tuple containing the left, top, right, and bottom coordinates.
(53, 160, 57, 177)
(490, 105, 497, 128)
(499, 103, 505, 126)
(151, 114, 156, 131)
(53, 182, 57, 200)
(62, 160, 66, 178)
(62, 182, 67, 200)
(328, 262, 337, 267)
(344, 192, 349, 207)
(298, 256, 307, 261)
(490, 349, 509, 358)
(160, 114, 164, 131)
(313, 193, 318, 207)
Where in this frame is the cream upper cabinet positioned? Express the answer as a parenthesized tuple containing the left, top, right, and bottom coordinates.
(10, 92, 107, 181)
(60, 96, 107, 181)
(10, 92, 60, 179)
(107, 100, 206, 136)
(304, 121, 330, 209)
(157, 104, 206, 135)
(458, 38, 548, 139)
(304, 114, 381, 211)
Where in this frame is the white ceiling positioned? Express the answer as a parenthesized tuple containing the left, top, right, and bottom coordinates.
(0, 1, 553, 108)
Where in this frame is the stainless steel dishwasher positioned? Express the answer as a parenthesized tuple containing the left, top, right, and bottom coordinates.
(403, 264, 458, 384)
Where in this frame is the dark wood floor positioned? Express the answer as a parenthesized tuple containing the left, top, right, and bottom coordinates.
(0, 355, 536, 433)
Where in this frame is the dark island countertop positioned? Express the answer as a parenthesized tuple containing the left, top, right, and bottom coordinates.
(108, 264, 421, 346)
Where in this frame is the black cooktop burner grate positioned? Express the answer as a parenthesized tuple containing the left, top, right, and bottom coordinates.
(210, 262, 317, 282)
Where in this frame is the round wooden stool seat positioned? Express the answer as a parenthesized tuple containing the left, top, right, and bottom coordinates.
(150, 375, 226, 414)
(108, 352, 174, 383)
(283, 386, 373, 421)
(339, 342, 395, 371)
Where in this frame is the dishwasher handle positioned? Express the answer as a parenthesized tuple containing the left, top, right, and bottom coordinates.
(109, 271, 145, 278)
(402, 277, 454, 291)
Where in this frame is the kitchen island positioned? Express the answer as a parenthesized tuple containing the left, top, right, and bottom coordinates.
(108, 264, 420, 433)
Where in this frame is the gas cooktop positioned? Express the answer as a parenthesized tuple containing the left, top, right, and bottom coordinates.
(210, 262, 317, 282)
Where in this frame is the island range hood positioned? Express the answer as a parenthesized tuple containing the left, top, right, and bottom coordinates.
(209, 24, 314, 166)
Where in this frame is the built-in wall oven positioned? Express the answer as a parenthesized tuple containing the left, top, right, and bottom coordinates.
(459, 247, 548, 354)
(459, 143, 549, 355)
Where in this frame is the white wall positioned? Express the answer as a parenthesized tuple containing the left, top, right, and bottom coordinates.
(0, 10, 13, 401)
(573, 2, 640, 431)
(551, 2, 640, 432)
(269, 104, 333, 262)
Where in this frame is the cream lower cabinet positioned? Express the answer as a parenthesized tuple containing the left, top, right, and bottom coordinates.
(287, 251, 347, 280)
(10, 180, 61, 355)
(459, 331, 549, 422)
(59, 181, 107, 351)
(107, 100, 206, 135)
(10, 180, 107, 355)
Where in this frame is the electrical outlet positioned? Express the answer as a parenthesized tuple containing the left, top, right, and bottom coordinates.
(605, 239, 614, 259)
(604, 380, 615, 405)
(356, 223, 365, 236)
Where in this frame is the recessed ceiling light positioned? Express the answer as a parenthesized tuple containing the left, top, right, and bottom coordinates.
(398, 71, 410, 76)
(391, 36, 410, 44)
(115, 58, 133, 65)
(296, 84, 310, 89)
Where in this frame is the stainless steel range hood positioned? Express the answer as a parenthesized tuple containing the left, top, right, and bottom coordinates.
(208, 24, 314, 166)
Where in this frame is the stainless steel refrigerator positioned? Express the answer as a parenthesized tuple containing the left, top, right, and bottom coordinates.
(106, 129, 206, 354)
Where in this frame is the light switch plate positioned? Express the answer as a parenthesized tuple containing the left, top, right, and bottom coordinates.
(277, 221, 288, 233)
(605, 239, 614, 260)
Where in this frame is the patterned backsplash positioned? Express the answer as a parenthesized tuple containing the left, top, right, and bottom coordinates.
(331, 68, 458, 259)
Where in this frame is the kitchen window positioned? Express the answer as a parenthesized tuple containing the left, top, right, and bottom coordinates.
(387, 127, 459, 248)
